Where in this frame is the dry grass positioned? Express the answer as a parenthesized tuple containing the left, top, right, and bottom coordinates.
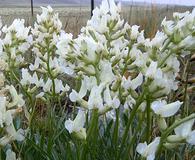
(0, 4, 193, 37)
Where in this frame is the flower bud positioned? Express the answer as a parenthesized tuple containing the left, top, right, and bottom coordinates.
(167, 135, 184, 143)
(111, 77, 121, 91)
(173, 29, 182, 44)
(157, 117, 167, 131)
(72, 128, 87, 141)
(163, 143, 178, 149)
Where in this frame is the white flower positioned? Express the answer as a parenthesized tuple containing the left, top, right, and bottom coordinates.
(5, 124, 25, 142)
(6, 149, 16, 160)
(0, 73, 5, 87)
(31, 72, 44, 87)
(172, 119, 195, 145)
(69, 77, 89, 102)
(179, 35, 195, 50)
(161, 17, 174, 36)
(124, 95, 136, 110)
(173, 11, 190, 19)
(29, 57, 41, 71)
(0, 58, 8, 71)
(145, 61, 162, 79)
(150, 31, 166, 48)
(88, 84, 104, 111)
(103, 85, 120, 109)
(165, 55, 180, 73)
(65, 110, 86, 140)
(109, 0, 121, 16)
(136, 137, 160, 160)
(56, 31, 73, 58)
(43, 79, 52, 92)
(88, 85, 103, 109)
(151, 100, 182, 117)
(2, 19, 30, 40)
(99, 60, 115, 84)
(37, 6, 53, 23)
(0, 124, 25, 146)
(54, 79, 69, 93)
(0, 96, 6, 127)
(36, 92, 44, 99)
(6, 85, 25, 108)
(131, 25, 140, 40)
(122, 73, 143, 90)
(22, 70, 31, 84)
(87, 0, 122, 34)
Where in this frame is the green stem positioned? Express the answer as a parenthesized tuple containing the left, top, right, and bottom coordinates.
(118, 91, 145, 159)
(160, 39, 171, 53)
(158, 51, 172, 67)
(182, 59, 190, 117)
(80, 109, 99, 160)
(112, 108, 119, 158)
(46, 50, 56, 97)
(146, 96, 151, 142)
(10, 70, 33, 104)
(124, 113, 144, 159)
(122, 44, 132, 75)
(158, 39, 172, 67)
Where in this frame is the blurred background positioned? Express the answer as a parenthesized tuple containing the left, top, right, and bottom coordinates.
(0, 0, 194, 37)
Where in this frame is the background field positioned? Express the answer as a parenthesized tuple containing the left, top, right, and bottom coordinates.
(0, 3, 193, 37)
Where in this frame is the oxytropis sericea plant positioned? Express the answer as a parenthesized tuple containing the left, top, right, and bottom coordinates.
(20, 6, 70, 100)
(60, 0, 195, 159)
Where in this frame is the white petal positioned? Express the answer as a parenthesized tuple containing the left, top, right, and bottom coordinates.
(147, 154, 155, 160)
(36, 92, 44, 98)
(146, 137, 160, 155)
(73, 110, 85, 132)
(186, 130, 195, 145)
(112, 97, 120, 109)
(14, 129, 25, 141)
(151, 100, 182, 117)
(79, 79, 88, 98)
(104, 86, 112, 105)
(100, 0, 109, 14)
(69, 90, 79, 102)
(136, 142, 147, 155)
(6, 149, 16, 160)
(88, 85, 104, 110)
(65, 119, 74, 133)
(65, 110, 86, 134)
(43, 79, 52, 92)
(174, 119, 194, 138)
(131, 73, 143, 90)
(145, 61, 157, 78)
(100, 60, 115, 84)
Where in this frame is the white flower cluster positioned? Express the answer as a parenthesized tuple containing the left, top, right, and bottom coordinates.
(0, 19, 32, 67)
(19, 6, 70, 98)
(64, 0, 176, 134)
(162, 9, 195, 51)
